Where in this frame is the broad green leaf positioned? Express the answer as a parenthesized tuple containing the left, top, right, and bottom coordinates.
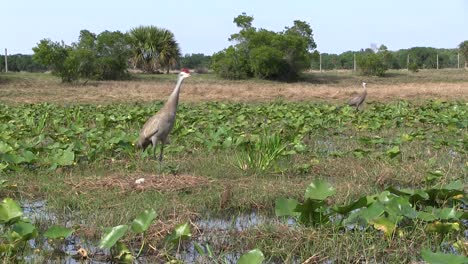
(275, 197, 299, 217)
(421, 249, 468, 264)
(384, 196, 418, 219)
(333, 196, 368, 214)
(98, 225, 129, 249)
(425, 170, 444, 182)
(304, 179, 336, 201)
(344, 202, 386, 225)
(112, 242, 133, 263)
(434, 207, 462, 220)
(237, 249, 265, 264)
(370, 216, 396, 237)
(44, 225, 74, 239)
(12, 221, 38, 241)
(426, 221, 460, 234)
(426, 181, 464, 202)
(130, 209, 157, 233)
(166, 222, 191, 244)
(21, 151, 37, 163)
(386, 146, 401, 158)
(0, 198, 23, 224)
(386, 187, 429, 203)
(416, 211, 437, 222)
(0, 141, 13, 153)
(55, 148, 75, 166)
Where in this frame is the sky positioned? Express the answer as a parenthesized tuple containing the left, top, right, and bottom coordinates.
(2, 0, 468, 55)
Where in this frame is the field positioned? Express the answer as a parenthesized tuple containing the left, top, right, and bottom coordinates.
(0, 70, 467, 263)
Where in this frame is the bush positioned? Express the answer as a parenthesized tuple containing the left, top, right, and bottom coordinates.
(356, 53, 387, 77)
(250, 46, 284, 79)
(211, 47, 251, 80)
(408, 62, 419, 73)
(32, 30, 129, 82)
(211, 14, 316, 81)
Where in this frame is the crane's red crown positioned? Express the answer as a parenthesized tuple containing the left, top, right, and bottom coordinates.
(181, 68, 190, 74)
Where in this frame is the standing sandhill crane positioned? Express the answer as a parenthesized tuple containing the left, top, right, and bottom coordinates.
(348, 82, 367, 111)
(137, 68, 191, 161)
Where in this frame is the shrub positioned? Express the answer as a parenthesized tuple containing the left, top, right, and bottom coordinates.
(356, 53, 387, 77)
(212, 13, 316, 81)
(250, 46, 284, 79)
(408, 62, 419, 73)
(211, 47, 251, 80)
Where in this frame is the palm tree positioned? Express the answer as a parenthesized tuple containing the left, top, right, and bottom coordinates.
(127, 26, 181, 73)
(158, 29, 181, 74)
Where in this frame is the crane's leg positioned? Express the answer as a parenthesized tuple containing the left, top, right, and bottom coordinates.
(159, 143, 164, 162)
(151, 137, 158, 159)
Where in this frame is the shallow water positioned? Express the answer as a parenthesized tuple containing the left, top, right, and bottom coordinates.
(20, 202, 297, 263)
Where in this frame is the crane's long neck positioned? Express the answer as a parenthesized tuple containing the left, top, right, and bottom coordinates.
(165, 76, 184, 114)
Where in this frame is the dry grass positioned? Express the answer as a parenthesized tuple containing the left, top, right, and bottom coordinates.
(65, 173, 212, 193)
(1, 71, 467, 104)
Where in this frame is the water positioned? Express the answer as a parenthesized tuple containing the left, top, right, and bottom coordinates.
(19, 202, 297, 263)
(177, 212, 296, 263)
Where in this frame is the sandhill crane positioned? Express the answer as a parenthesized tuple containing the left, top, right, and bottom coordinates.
(137, 68, 191, 161)
(348, 82, 367, 111)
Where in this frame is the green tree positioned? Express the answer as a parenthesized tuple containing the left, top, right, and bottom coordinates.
(127, 26, 181, 73)
(459, 40, 468, 68)
(179, 53, 211, 69)
(212, 13, 316, 81)
(356, 52, 387, 77)
(33, 30, 129, 82)
(93, 30, 129, 80)
(158, 30, 181, 74)
(33, 39, 77, 82)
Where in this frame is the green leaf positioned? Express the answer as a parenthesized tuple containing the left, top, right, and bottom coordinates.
(98, 225, 129, 249)
(12, 221, 38, 241)
(21, 151, 37, 163)
(237, 249, 265, 264)
(55, 148, 75, 166)
(275, 197, 299, 217)
(130, 209, 157, 234)
(166, 222, 191, 244)
(386, 187, 429, 205)
(384, 196, 418, 219)
(425, 170, 444, 182)
(426, 221, 460, 234)
(369, 216, 396, 237)
(434, 207, 462, 220)
(333, 196, 368, 214)
(193, 242, 205, 256)
(304, 179, 336, 201)
(386, 146, 401, 158)
(0, 141, 13, 153)
(0, 198, 23, 224)
(416, 211, 437, 222)
(421, 249, 468, 264)
(112, 242, 133, 263)
(44, 225, 74, 239)
(344, 202, 386, 225)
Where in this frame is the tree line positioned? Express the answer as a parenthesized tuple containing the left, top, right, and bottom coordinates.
(314, 45, 467, 72)
(1, 16, 468, 81)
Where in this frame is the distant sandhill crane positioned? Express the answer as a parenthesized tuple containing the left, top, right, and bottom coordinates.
(137, 69, 191, 161)
(348, 82, 367, 111)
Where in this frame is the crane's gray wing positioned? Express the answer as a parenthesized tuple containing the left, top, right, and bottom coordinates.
(140, 114, 161, 139)
(348, 95, 361, 106)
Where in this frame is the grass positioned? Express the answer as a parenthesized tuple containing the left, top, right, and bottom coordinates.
(0, 71, 467, 263)
(0, 69, 467, 105)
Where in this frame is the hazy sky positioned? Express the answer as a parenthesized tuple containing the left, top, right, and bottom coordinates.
(2, 0, 467, 55)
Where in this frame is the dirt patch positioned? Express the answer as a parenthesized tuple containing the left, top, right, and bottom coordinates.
(66, 173, 212, 192)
